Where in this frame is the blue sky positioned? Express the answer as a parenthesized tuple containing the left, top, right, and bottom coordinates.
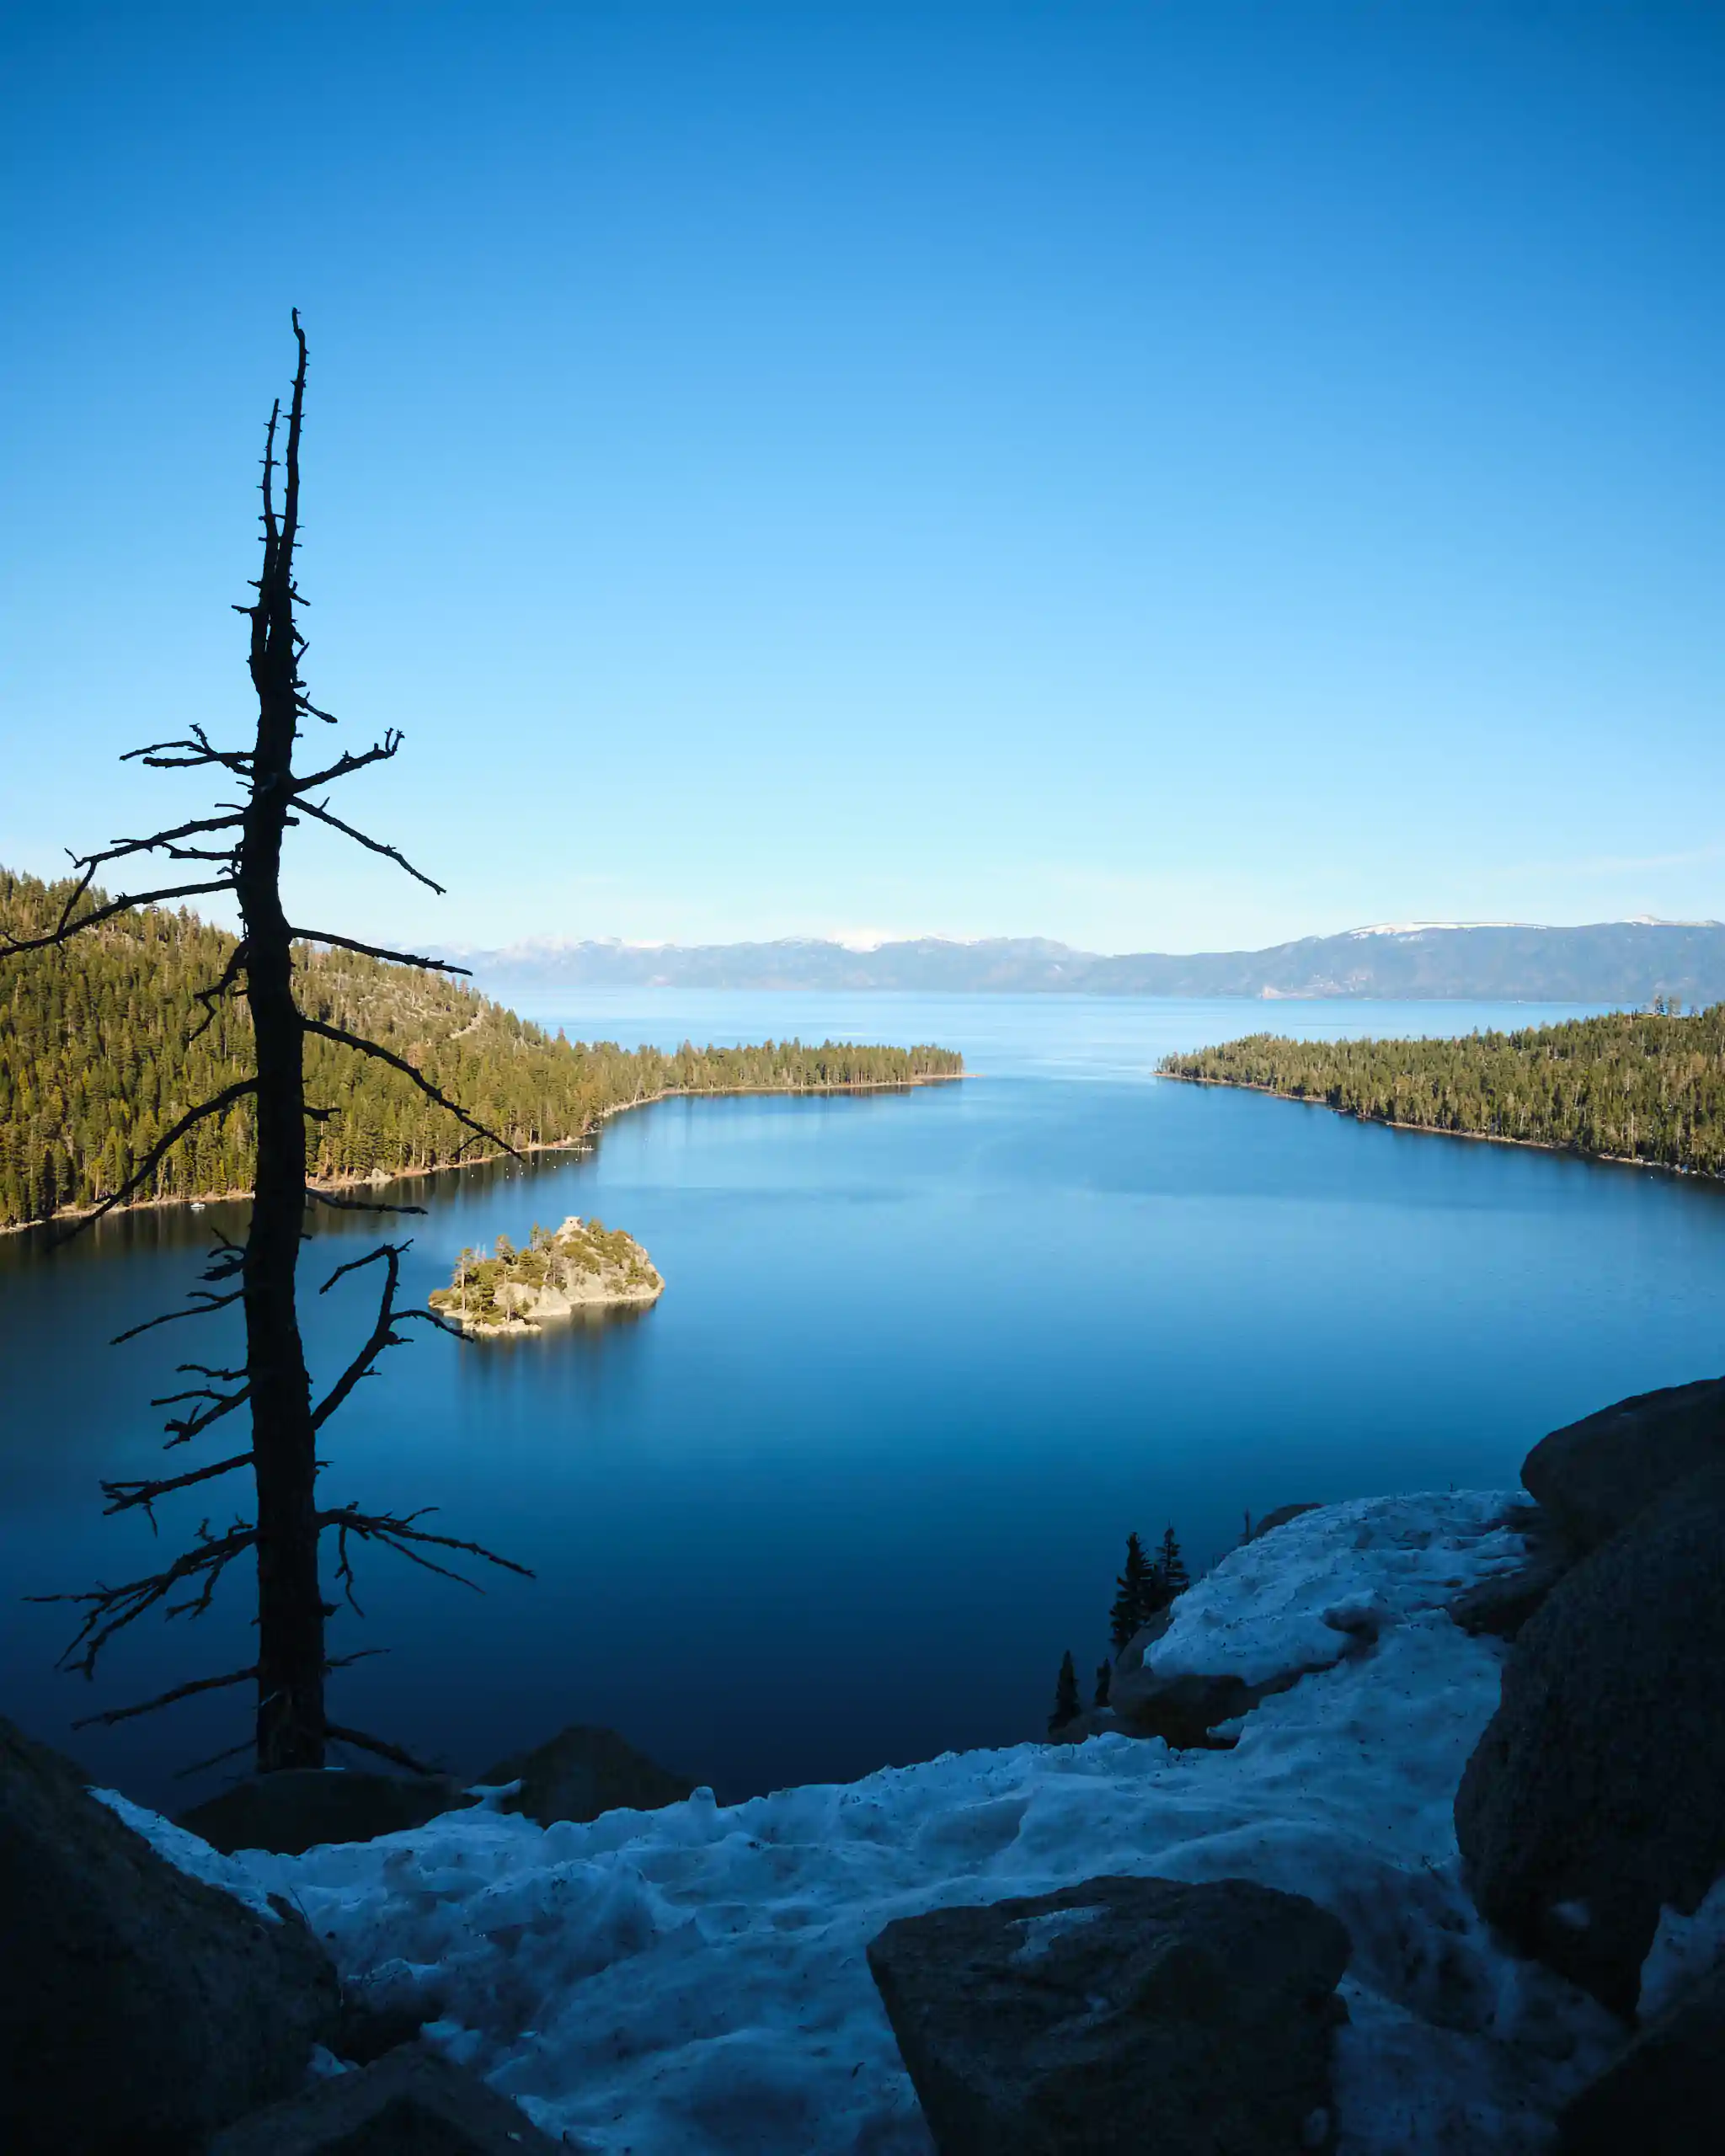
(3, 3, 1722, 954)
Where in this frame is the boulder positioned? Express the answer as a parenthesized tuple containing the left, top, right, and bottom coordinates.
(1557, 1953, 1725, 2153)
(180, 1768, 478, 1854)
(1112, 1608, 1172, 1677)
(867, 1873, 1351, 2155)
(1446, 1507, 1569, 1641)
(1522, 1376, 1725, 1557)
(332, 1993, 431, 2068)
(1105, 1667, 1256, 1748)
(1249, 1502, 1322, 1541)
(0, 1716, 339, 2156)
(208, 2043, 566, 2154)
(1046, 1705, 1121, 1747)
(477, 1722, 693, 1827)
(1455, 1462, 1725, 2017)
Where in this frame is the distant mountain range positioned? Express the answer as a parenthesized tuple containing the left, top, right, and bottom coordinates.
(449, 920, 1725, 1005)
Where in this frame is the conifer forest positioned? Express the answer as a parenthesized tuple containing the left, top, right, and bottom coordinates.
(0, 868, 963, 1230)
(1159, 1005, 1725, 1178)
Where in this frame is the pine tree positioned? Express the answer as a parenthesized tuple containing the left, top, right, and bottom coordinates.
(1156, 1524, 1191, 1599)
(1093, 1657, 1111, 1709)
(1109, 1531, 1162, 1652)
(1049, 1650, 1081, 1733)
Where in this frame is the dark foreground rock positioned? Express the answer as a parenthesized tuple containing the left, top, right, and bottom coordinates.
(1455, 1461, 1725, 2017)
(0, 1716, 339, 2156)
(478, 1721, 694, 1826)
(209, 2045, 565, 2155)
(1522, 1375, 1725, 1557)
(867, 1873, 1351, 2154)
(1446, 1505, 1570, 1641)
(181, 1768, 478, 1854)
(1557, 1955, 1725, 2153)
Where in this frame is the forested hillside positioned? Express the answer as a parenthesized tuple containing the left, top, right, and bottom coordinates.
(0, 871, 961, 1229)
(1159, 1005, 1725, 1177)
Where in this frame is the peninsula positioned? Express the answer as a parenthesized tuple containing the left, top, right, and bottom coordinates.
(430, 1219, 664, 1337)
(1158, 1001, 1725, 1178)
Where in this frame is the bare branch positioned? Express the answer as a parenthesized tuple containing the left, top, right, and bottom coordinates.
(154, 1381, 251, 1451)
(112, 1289, 241, 1346)
(302, 1020, 520, 1160)
(292, 798, 446, 894)
(158, 1664, 386, 1781)
(173, 1737, 257, 1779)
(318, 1503, 535, 1596)
(398, 1306, 467, 1342)
(32, 1520, 259, 1679)
(288, 734, 403, 794)
(48, 1081, 255, 1245)
(188, 939, 249, 1044)
(101, 1453, 253, 1534)
(323, 1721, 438, 1775)
(72, 1662, 259, 1731)
(0, 880, 234, 958)
(306, 1187, 428, 1216)
(122, 720, 253, 774)
(312, 1243, 413, 1431)
(87, 812, 246, 869)
(291, 927, 469, 974)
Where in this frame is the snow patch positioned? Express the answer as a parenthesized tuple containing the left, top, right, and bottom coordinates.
(126, 1492, 1620, 2153)
(1639, 1872, 1725, 2019)
(92, 1787, 287, 1924)
(1147, 1490, 1525, 1687)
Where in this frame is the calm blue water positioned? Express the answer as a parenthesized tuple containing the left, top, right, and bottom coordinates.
(4, 993, 1723, 1813)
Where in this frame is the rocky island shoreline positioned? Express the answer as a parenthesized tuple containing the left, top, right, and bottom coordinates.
(429, 1217, 664, 1337)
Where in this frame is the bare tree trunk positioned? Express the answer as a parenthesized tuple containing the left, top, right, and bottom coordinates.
(240, 318, 325, 1770)
(8, 310, 529, 1778)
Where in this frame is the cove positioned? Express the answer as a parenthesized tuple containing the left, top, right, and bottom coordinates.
(5, 991, 1725, 1814)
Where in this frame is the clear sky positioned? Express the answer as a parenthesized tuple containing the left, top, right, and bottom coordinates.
(3, 3, 1722, 955)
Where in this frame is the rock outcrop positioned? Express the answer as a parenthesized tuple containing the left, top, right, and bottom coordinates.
(180, 1768, 478, 1854)
(867, 1873, 1350, 2155)
(477, 1721, 694, 1826)
(1455, 1461, 1725, 2017)
(431, 1215, 663, 1337)
(1099, 1666, 1259, 1749)
(0, 1716, 339, 2155)
(1556, 1954, 1725, 2153)
(1247, 1502, 1322, 1541)
(1445, 1502, 1569, 1641)
(1521, 1375, 1725, 1557)
(208, 2044, 564, 2155)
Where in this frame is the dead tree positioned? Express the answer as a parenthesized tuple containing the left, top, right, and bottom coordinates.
(2, 313, 529, 1774)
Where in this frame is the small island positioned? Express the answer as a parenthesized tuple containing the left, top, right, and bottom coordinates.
(430, 1218, 664, 1337)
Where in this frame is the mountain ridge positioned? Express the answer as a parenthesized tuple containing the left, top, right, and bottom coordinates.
(449, 920, 1725, 1005)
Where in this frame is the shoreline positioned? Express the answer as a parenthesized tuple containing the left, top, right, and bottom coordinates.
(0, 1073, 965, 1239)
(1157, 1069, 1712, 1182)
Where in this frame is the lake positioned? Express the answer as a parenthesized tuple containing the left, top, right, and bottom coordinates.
(5, 990, 1724, 1814)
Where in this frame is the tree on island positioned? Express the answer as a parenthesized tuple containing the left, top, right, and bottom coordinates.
(1049, 1650, 1081, 1734)
(1, 314, 529, 1776)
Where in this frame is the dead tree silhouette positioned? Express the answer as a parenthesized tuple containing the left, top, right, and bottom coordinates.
(2, 312, 530, 1775)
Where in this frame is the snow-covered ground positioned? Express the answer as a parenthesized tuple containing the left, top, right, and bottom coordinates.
(108, 1492, 1633, 2153)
